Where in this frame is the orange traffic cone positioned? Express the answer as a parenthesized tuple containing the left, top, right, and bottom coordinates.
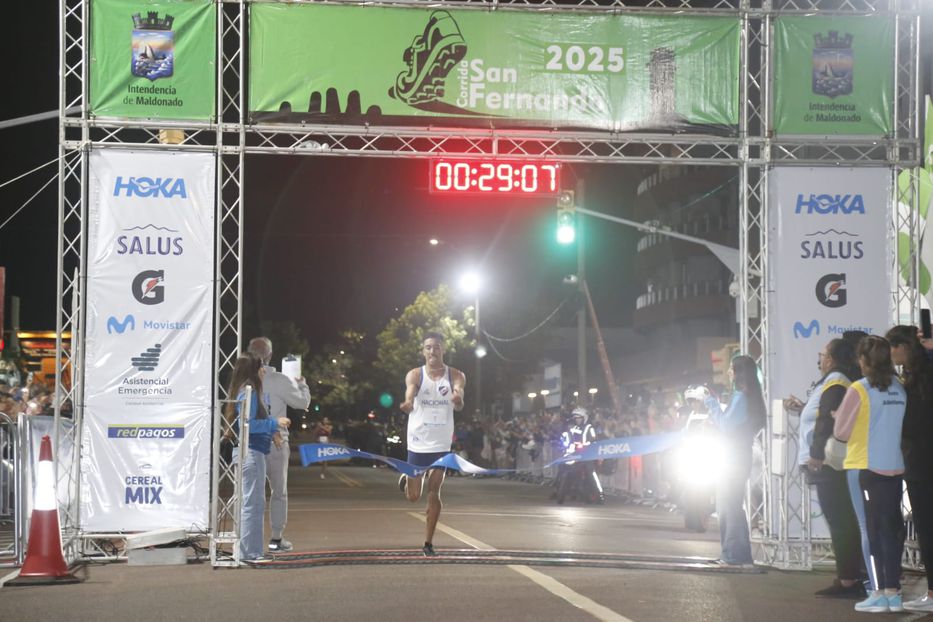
(7, 435, 80, 585)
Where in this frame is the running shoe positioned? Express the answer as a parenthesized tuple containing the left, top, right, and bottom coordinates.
(268, 538, 292, 552)
(390, 10, 466, 106)
(398, 474, 407, 494)
(422, 542, 435, 556)
(904, 594, 933, 612)
(886, 594, 904, 613)
(854, 592, 889, 613)
(814, 579, 866, 599)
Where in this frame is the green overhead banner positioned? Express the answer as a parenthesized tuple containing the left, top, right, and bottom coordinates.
(90, 0, 216, 120)
(249, 5, 740, 132)
(773, 16, 893, 136)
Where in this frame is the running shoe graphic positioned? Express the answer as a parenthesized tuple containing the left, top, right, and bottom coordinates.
(389, 10, 467, 106)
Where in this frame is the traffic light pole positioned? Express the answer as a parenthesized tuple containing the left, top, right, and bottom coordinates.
(576, 179, 587, 399)
(574, 206, 752, 278)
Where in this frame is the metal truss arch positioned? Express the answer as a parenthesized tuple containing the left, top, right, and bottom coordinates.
(56, 0, 921, 571)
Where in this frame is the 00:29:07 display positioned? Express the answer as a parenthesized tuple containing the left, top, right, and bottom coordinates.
(430, 161, 561, 195)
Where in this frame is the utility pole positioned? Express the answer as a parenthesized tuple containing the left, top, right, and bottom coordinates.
(576, 179, 587, 398)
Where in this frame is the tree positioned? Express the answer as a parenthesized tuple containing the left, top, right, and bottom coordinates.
(304, 329, 374, 418)
(374, 284, 472, 385)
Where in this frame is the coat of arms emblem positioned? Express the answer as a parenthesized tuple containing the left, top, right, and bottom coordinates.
(131, 12, 175, 81)
(812, 31, 853, 99)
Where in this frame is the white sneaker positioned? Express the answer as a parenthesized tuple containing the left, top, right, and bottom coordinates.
(320, 473, 326, 479)
(904, 594, 933, 612)
(267, 538, 292, 552)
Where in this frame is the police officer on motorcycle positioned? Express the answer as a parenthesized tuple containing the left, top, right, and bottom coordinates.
(555, 407, 604, 504)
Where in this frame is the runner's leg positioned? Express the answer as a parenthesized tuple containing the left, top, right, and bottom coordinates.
(424, 467, 446, 545)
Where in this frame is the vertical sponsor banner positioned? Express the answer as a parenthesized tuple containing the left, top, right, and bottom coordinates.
(768, 167, 894, 416)
(83, 149, 215, 531)
(249, 5, 739, 131)
(773, 16, 893, 136)
(90, 0, 216, 120)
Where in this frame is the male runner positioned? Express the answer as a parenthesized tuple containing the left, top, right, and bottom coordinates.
(398, 332, 465, 555)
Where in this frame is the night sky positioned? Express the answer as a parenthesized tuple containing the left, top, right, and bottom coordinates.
(0, 3, 642, 352)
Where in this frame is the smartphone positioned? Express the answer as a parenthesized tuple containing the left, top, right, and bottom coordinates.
(922, 309, 932, 339)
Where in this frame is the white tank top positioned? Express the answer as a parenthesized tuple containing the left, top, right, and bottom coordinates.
(407, 365, 455, 453)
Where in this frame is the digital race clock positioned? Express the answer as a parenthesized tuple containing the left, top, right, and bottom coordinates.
(429, 159, 561, 196)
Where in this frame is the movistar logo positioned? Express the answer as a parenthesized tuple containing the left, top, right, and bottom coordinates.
(107, 314, 135, 334)
(793, 320, 820, 339)
(113, 176, 188, 199)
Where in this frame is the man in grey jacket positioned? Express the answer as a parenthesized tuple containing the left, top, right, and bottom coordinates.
(247, 337, 311, 552)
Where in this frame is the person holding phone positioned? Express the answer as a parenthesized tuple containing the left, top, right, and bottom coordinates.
(786, 338, 865, 598)
(704, 355, 765, 567)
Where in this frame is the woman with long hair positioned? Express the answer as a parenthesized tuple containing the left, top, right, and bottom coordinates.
(788, 338, 865, 597)
(885, 326, 933, 612)
(833, 336, 907, 613)
(226, 354, 290, 561)
(705, 354, 765, 567)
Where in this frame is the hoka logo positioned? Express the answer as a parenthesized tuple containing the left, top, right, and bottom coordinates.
(598, 443, 631, 456)
(113, 176, 188, 199)
(793, 320, 820, 339)
(317, 446, 350, 457)
(795, 194, 865, 215)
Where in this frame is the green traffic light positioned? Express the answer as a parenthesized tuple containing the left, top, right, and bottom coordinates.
(557, 211, 575, 245)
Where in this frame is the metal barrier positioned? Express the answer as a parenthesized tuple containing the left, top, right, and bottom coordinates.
(0, 412, 23, 567)
(510, 439, 652, 500)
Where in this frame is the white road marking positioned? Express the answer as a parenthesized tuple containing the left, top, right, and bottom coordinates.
(408, 512, 635, 622)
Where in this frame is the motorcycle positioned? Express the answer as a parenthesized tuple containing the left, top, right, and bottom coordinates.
(555, 441, 604, 505)
(676, 387, 727, 532)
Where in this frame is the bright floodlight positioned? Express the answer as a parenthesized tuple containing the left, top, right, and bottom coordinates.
(475, 344, 487, 359)
(588, 387, 599, 395)
(540, 389, 550, 396)
(460, 271, 482, 294)
(528, 392, 537, 399)
(429, 238, 440, 246)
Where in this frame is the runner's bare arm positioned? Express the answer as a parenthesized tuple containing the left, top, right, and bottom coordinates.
(400, 368, 419, 414)
(450, 368, 466, 411)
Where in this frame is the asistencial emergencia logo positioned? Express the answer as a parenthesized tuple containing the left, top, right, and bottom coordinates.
(132, 270, 164, 305)
(815, 273, 847, 308)
(131, 12, 175, 81)
(812, 31, 853, 99)
(130, 344, 162, 372)
(388, 10, 467, 109)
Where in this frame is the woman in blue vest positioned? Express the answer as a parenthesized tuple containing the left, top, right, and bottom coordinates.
(791, 338, 865, 598)
(833, 336, 907, 613)
(886, 326, 933, 612)
(705, 354, 765, 567)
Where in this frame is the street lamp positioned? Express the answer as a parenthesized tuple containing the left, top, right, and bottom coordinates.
(459, 270, 483, 416)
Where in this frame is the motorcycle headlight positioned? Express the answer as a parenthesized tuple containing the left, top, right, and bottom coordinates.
(676, 434, 727, 484)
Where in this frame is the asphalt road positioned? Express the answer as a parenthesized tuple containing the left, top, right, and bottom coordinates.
(0, 457, 930, 622)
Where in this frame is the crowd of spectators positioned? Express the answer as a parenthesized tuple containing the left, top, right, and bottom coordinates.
(0, 373, 62, 421)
